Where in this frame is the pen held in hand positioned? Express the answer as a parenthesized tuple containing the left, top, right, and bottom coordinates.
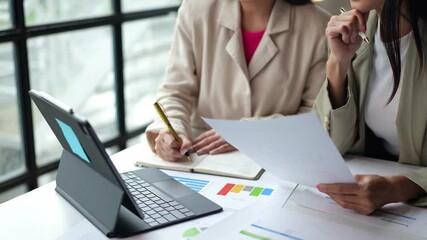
(153, 102, 192, 162)
(339, 7, 370, 44)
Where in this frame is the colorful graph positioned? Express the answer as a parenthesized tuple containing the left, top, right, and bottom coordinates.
(173, 176, 209, 192)
(217, 183, 273, 197)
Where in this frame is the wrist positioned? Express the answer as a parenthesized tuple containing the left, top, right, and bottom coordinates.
(326, 57, 349, 108)
(327, 55, 351, 84)
(387, 175, 425, 203)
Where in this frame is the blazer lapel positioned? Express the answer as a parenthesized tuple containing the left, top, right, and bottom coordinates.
(248, 0, 289, 80)
(226, 31, 250, 80)
(248, 35, 278, 81)
(220, 0, 250, 80)
(351, 11, 377, 108)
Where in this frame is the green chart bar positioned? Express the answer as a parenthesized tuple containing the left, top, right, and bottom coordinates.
(250, 187, 264, 196)
(240, 230, 271, 240)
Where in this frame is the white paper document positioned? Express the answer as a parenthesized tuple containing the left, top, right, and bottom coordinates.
(291, 188, 427, 238)
(196, 202, 387, 240)
(203, 113, 355, 187)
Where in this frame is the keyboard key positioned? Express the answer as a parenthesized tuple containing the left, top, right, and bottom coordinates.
(149, 203, 159, 209)
(146, 210, 156, 215)
(156, 217, 168, 224)
(175, 204, 185, 210)
(148, 221, 160, 227)
(184, 211, 195, 217)
(171, 210, 186, 219)
(158, 210, 169, 216)
(154, 207, 164, 212)
(179, 208, 190, 213)
(160, 203, 170, 208)
(165, 206, 175, 211)
(144, 217, 155, 223)
(164, 214, 177, 222)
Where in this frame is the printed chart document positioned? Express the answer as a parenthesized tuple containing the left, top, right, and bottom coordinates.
(197, 202, 389, 240)
(291, 188, 427, 238)
(135, 151, 264, 180)
(203, 112, 355, 187)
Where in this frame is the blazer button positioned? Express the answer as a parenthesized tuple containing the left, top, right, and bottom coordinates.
(323, 116, 330, 131)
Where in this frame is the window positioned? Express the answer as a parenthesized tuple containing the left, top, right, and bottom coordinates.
(123, 0, 180, 12)
(0, 0, 180, 203)
(0, 43, 25, 184)
(24, 0, 112, 26)
(0, 0, 11, 30)
(123, 14, 176, 131)
(28, 27, 115, 166)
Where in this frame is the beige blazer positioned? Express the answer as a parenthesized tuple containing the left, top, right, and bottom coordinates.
(146, 0, 329, 147)
(314, 12, 427, 205)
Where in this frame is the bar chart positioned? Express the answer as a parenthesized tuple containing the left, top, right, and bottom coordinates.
(171, 173, 280, 211)
(217, 183, 274, 197)
(172, 176, 210, 192)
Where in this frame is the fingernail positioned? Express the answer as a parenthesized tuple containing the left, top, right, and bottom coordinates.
(197, 151, 205, 156)
(316, 184, 322, 191)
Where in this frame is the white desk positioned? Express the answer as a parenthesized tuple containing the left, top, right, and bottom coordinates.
(0, 143, 425, 240)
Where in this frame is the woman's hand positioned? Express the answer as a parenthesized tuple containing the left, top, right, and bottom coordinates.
(191, 129, 237, 155)
(326, 9, 367, 63)
(317, 175, 426, 215)
(154, 129, 192, 162)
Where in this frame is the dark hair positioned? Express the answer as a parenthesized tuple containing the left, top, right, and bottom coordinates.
(381, 0, 427, 103)
(282, 0, 312, 5)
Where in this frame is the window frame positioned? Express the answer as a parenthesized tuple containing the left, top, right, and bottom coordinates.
(0, 0, 179, 194)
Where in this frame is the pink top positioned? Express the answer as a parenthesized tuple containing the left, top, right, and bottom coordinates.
(242, 30, 265, 64)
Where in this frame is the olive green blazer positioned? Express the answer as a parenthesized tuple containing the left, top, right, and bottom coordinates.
(314, 11, 427, 205)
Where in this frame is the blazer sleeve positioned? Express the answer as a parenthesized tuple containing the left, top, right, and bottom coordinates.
(402, 168, 427, 206)
(298, 36, 328, 113)
(145, 0, 199, 150)
(313, 73, 359, 155)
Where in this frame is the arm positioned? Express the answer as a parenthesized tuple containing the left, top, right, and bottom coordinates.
(146, 0, 198, 160)
(297, 33, 328, 113)
(313, 9, 369, 154)
(324, 9, 367, 108)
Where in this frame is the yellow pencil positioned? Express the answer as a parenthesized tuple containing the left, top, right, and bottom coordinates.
(154, 102, 192, 162)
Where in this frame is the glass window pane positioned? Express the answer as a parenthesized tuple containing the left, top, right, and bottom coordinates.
(0, 43, 25, 183)
(28, 27, 116, 167)
(123, 0, 180, 12)
(38, 170, 57, 186)
(0, 184, 27, 204)
(24, 0, 111, 26)
(0, 0, 11, 30)
(123, 14, 177, 131)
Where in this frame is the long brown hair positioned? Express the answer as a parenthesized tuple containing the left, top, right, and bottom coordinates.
(381, 0, 427, 103)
